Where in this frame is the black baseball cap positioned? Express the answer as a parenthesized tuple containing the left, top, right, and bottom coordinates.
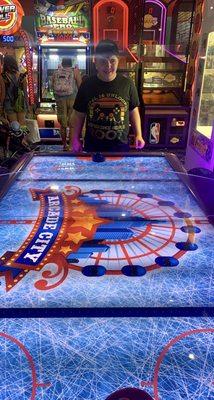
(95, 40, 119, 57)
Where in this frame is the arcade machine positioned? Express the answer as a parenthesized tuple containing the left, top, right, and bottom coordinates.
(0, 0, 36, 108)
(92, 0, 143, 146)
(140, 0, 195, 149)
(93, 0, 142, 80)
(185, 0, 214, 171)
(34, 0, 91, 142)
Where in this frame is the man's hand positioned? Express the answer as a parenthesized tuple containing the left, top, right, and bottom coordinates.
(72, 136, 83, 152)
(129, 108, 145, 150)
(135, 135, 145, 150)
(70, 110, 86, 152)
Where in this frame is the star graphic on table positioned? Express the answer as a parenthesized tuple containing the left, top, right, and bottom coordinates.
(60, 244, 73, 255)
(70, 214, 109, 231)
(66, 232, 88, 244)
(71, 204, 92, 214)
(71, 199, 81, 205)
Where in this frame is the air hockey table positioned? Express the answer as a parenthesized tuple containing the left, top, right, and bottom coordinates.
(0, 152, 213, 400)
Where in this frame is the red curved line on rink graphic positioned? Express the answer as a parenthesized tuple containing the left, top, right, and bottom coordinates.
(0, 332, 50, 399)
(152, 328, 214, 400)
(34, 254, 69, 291)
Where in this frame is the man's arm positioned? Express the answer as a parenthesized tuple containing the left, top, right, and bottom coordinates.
(129, 107, 145, 149)
(70, 110, 86, 152)
(74, 68, 82, 89)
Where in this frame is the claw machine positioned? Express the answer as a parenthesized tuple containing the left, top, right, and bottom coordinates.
(185, 0, 214, 171)
(34, 0, 91, 141)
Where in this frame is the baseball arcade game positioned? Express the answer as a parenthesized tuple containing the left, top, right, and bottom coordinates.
(34, 0, 91, 141)
(140, 0, 195, 150)
(0, 0, 36, 107)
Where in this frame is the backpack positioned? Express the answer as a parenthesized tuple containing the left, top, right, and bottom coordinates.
(52, 67, 76, 97)
(14, 85, 25, 113)
(2, 72, 26, 112)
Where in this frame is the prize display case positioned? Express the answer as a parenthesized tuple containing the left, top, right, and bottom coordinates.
(141, 44, 186, 106)
(140, 44, 190, 149)
(139, 0, 194, 149)
(118, 52, 138, 84)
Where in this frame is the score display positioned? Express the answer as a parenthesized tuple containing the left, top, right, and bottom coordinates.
(0, 35, 15, 43)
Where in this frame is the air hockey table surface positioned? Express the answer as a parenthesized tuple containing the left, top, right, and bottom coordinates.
(0, 152, 213, 311)
(0, 152, 214, 400)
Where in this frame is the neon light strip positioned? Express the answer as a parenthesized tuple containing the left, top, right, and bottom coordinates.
(40, 42, 88, 47)
(19, 29, 35, 105)
(164, 47, 187, 63)
(145, 0, 167, 44)
(126, 47, 139, 63)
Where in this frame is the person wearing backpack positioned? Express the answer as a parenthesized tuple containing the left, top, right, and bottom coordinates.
(52, 57, 82, 151)
(0, 55, 29, 126)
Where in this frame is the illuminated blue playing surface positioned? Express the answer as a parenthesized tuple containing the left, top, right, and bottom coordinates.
(0, 155, 213, 399)
(0, 155, 213, 308)
(20, 155, 180, 181)
(0, 317, 213, 399)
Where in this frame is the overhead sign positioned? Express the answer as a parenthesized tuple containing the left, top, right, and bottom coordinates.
(34, 0, 90, 44)
(0, 0, 24, 35)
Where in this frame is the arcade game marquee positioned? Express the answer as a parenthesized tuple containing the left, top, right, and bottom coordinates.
(34, 0, 91, 141)
(0, 152, 213, 399)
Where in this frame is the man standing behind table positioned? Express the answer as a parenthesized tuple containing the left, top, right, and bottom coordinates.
(71, 40, 145, 152)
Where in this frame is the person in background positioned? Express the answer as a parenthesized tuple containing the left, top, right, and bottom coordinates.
(52, 58, 82, 151)
(0, 55, 29, 126)
(71, 39, 145, 152)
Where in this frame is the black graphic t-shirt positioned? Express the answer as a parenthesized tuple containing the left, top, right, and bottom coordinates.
(73, 74, 139, 151)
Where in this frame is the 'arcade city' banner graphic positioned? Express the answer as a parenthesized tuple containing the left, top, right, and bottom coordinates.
(0, 186, 110, 291)
(34, 0, 90, 44)
(0, 0, 24, 35)
(0, 184, 200, 293)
